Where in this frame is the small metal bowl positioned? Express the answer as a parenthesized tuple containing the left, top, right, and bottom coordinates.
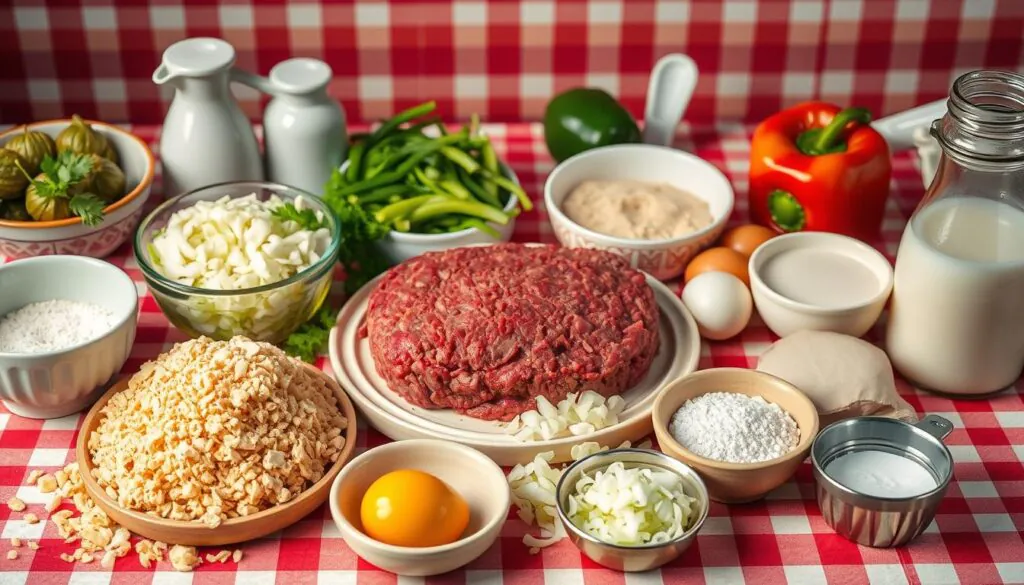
(555, 448, 709, 572)
(812, 415, 954, 548)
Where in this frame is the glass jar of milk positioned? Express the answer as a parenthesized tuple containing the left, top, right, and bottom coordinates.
(886, 70, 1024, 395)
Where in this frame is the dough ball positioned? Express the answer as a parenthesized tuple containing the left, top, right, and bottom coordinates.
(756, 330, 917, 427)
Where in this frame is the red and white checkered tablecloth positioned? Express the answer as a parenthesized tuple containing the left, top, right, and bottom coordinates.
(3, 0, 1023, 127)
(1, 123, 1023, 585)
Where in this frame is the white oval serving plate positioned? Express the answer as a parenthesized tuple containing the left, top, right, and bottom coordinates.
(328, 270, 701, 466)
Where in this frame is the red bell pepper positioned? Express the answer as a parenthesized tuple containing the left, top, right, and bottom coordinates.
(748, 102, 892, 241)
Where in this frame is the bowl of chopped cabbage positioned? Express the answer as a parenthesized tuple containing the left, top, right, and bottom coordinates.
(134, 181, 340, 344)
(555, 448, 708, 572)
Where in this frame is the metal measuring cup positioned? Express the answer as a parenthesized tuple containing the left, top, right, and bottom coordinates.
(811, 415, 954, 548)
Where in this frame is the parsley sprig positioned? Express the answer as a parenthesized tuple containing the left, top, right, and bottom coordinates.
(272, 202, 326, 231)
(280, 304, 338, 363)
(277, 177, 394, 362)
(17, 152, 106, 226)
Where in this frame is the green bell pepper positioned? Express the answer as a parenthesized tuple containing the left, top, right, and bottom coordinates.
(543, 88, 642, 162)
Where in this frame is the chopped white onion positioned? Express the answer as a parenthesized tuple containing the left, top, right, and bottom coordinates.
(149, 194, 332, 338)
(566, 461, 698, 547)
(506, 439, 650, 552)
(506, 392, 627, 442)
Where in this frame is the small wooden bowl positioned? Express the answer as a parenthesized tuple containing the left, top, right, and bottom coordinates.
(652, 368, 819, 504)
(76, 363, 357, 546)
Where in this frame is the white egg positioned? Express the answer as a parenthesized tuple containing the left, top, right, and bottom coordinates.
(681, 271, 752, 340)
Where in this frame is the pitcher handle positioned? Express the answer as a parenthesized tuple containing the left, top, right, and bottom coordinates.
(913, 414, 954, 442)
(870, 99, 946, 153)
(230, 68, 279, 97)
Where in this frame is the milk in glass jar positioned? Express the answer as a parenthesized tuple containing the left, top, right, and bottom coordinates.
(886, 70, 1024, 395)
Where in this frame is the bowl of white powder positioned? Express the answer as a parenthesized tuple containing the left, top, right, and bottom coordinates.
(0, 255, 137, 419)
(651, 367, 819, 503)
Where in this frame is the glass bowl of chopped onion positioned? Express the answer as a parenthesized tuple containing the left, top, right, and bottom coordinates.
(134, 181, 341, 344)
(554, 448, 709, 572)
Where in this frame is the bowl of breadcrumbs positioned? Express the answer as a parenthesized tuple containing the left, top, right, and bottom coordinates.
(75, 335, 357, 547)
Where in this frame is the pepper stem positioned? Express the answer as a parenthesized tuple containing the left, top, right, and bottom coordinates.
(808, 107, 872, 155)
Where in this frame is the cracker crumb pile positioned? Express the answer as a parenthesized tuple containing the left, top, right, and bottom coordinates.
(3, 336, 346, 572)
(87, 336, 348, 527)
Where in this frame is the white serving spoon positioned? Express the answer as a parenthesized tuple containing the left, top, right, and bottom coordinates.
(642, 54, 699, 146)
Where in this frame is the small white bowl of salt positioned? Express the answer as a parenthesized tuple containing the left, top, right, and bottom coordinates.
(0, 255, 138, 419)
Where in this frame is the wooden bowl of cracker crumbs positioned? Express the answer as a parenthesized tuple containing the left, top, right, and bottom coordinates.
(75, 347, 357, 547)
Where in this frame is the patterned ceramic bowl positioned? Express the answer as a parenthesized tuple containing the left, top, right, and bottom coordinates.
(0, 256, 137, 419)
(544, 144, 734, 281)
(0, 120, 155, 260)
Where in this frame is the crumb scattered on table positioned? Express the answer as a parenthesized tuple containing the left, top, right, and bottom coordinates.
(37, 474, 58, 494)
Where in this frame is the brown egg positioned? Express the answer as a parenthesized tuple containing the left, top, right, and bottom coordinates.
(720, 224, 777, 258)
(684, 247, 750, 286)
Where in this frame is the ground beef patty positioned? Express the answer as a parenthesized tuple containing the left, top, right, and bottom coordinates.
(364, 243, 660, 421)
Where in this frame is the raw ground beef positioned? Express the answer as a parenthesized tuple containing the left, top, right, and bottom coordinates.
(363, 243, 661, 421)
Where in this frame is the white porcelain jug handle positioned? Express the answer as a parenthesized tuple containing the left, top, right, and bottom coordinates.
(871, 99, 947, 153)
(643, 53, 699, 147)
(230, 68, 280, 97)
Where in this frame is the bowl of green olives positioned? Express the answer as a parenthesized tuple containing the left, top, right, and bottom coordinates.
(0, 116, 155, 259)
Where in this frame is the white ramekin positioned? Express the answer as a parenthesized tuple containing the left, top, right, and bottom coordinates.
(544, 144, 735, 280)
(748, 232, 894, 338)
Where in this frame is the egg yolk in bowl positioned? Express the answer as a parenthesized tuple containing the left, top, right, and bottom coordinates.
(360, 469, 471, 548)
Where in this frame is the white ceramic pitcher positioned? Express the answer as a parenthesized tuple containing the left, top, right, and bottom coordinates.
(154, 38, 264, 197)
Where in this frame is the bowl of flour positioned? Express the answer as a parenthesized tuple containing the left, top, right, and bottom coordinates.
(0, 255, 137, 419)
(652, 368, 820, 503)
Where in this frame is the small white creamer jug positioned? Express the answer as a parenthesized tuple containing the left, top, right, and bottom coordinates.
(154, 38, 264, 197)
(234, 59, 347, 196)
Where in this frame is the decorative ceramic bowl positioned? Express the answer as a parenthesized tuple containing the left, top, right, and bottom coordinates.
(0, 256, 137, 419)
(134, 181, 341, 344)
(338, 161, 521, 265)
(0, 120, 155, 260)
(544, 143, 734, 281)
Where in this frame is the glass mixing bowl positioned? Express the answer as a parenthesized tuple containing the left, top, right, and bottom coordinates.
(134, 181, 341, 344)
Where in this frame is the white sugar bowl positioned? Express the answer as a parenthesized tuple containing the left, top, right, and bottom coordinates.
(0, 256, 138, 419)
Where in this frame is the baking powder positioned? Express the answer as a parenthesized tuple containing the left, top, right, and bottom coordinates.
(668, 392, 800, 463)
(824, 450, 938, 498)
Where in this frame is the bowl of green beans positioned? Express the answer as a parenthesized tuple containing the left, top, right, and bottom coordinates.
(326, 102, 533, 266)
